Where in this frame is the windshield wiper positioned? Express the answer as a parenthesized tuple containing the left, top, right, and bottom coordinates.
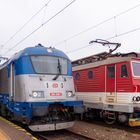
(53, 59, 61, 80)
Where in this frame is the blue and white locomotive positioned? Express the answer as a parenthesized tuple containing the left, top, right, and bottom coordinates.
(0, 44, 83, 131)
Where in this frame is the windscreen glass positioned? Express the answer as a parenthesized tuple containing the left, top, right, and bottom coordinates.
(31, 56, 68, 74)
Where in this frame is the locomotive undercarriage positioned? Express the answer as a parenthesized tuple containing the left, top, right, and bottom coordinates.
(29, 104, 75, 131)
(31, 104, 75, 125)
(84, 106, 140, 126)
(0, 102, 75, 131)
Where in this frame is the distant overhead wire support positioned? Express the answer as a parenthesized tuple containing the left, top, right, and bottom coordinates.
(54, 2, 140, 47)
(1, 0, 52, 48)
(3, 0, 77, 56)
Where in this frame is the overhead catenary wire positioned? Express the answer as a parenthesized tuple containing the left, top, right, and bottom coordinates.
(56, 2, 140, 55)
(3, 0, 77, 56)
(67, 26, 140, 54)
(66, 44, 91, 54)
(54, 17, 113, 47)
(1, 0, 52, 48)
(54, 2, 140, 47)
(107, 26, 140, 40)
(3, 1, 140, 56)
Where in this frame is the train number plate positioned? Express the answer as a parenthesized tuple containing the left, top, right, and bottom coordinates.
(50, 93, 62, 96)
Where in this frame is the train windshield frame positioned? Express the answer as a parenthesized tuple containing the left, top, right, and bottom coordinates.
(132, 61, 140, 77)
(30, 55, 68, 75)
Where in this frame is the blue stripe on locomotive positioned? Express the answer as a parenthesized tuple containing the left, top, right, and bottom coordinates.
(0, 94, 83, 118)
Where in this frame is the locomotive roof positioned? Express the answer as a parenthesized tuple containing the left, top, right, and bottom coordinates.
(72, 55, 140, 71)
(8, 44, 70, 63)
(12, 44, 69, 60)
(0, 44, 70, 69)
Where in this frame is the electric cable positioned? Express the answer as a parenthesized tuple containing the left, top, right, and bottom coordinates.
(54, 3, 140, 47)
(2, 0, 52, 48)
(3, 0, 77, 56)
(67, 26, 140, 54)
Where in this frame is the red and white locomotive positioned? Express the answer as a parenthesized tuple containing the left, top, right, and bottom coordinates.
(72, 40, 140, 126)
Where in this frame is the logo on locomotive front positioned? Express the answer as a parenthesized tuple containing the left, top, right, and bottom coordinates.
(52, 83, 58, 88)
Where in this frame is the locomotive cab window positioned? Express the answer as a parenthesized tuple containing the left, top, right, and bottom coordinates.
(132, 61, 140, 77)
(31, 56, 67, 75)
(121, 64, 128, 78)
(75, 73, 80, 80)
(87, 70, 93, 79)
(108, 66, 115, 78)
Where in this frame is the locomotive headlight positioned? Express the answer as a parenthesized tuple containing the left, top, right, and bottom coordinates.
(66, 91, 75, 97)
(32, 91, 44, 98)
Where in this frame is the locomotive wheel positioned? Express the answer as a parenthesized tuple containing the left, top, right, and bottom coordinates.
(103, 116, 116, 124)
(102, 111, 116, 125)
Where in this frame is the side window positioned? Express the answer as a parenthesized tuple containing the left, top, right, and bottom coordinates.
(75, 72, 80, 80)
(108, 66, 115, 78)
(121, 64, 128, 78)
(87, 70, 93, 79)
(10, 63, 15, 99)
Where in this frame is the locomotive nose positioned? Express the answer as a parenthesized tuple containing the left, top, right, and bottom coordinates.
(27, 75, 75, 102)
(44, 80, 75, 101)
(45, 81, 64, 98)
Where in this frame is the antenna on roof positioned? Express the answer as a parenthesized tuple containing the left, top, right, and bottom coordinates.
(36, 43, 44, 47)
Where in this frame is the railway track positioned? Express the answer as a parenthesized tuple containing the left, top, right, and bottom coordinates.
(35, 130, 94, 140)
(33, 120, 140, 140)
(85, 118, 140, 135)
(0, 116, 94, 140)
(67, 119, 140, 140)
(2, 116, 140, 140)
(19, 119, 140, 140)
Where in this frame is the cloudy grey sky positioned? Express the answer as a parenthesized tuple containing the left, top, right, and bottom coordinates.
(0, 0, 140, 60)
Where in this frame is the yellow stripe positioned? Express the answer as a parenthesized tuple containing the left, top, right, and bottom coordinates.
(32, 137, 38, 140)
(0, 116, 38, 140)
(15, 126, 22, 129)
(11, 124, 17, 127)
(20, 129, 26, 132)
(25, 132, 32, 136)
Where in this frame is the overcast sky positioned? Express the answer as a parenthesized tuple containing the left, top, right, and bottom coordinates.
(0, 0, 140, 60)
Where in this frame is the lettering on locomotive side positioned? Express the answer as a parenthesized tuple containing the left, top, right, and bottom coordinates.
(132, 96, 140, 102)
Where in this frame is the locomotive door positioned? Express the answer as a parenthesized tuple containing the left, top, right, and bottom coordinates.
(106, 65, 116, 92)
(9, 63, 15, 100)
